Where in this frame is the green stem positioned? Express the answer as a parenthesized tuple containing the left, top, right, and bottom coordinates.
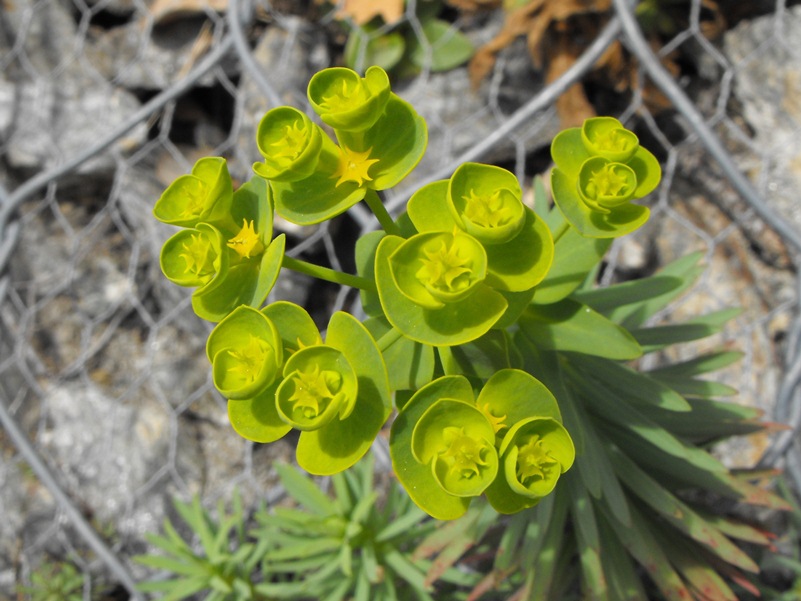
(282, 256, 377, 293)
(376, 326, 404, 352)
(364, 189, 402, 237)
(550, 214, 571, 245)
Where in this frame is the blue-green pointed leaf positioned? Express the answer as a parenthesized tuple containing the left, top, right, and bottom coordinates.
(519, 298, 642, 359)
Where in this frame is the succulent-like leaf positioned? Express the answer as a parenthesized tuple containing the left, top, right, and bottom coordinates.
(406, 18, 474, 72)
(254, 107, 324, 182)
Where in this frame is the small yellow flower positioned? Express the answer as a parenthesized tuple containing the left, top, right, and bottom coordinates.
(332, 145, 379, 187)
(478, 401, 508, 435)
(226, 219, 264, 259)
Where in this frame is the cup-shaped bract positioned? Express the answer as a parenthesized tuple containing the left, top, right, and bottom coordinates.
(375, 235, 508, 347)
(153, 157, 234, 229)
(160, 223, 227, 288)
(447, 163, 525, 245)
(276, 345, 358, 431)
(550, 117, 661, 238)
(412, 400, 499, 498)
(227, 302, 324, 446)
(189, 177, 286, 322)
(307, 66, 391, 132)
(580, 116, 640, 163)
(390, 230, 488, 309)
(577, 157, 638, 212)
(498, 417, 574, 502)
(206, 306, 283, 400)
(254, 107, 324, 182)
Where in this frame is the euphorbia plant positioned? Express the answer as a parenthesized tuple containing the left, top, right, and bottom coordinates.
(153, 65, 788, 600)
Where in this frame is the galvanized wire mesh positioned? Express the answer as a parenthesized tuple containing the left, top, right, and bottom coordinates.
(1, 0, 801, 597)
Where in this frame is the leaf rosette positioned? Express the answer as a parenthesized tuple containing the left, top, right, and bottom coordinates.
(253, 107, 324, 182)
(307, 65, 391, 132)
(206, 306, 284, 400)
(153, 157, 234, 230)
(550, 117, 661, 238)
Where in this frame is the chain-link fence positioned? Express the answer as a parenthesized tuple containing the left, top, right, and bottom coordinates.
(2, 0, 801, 597)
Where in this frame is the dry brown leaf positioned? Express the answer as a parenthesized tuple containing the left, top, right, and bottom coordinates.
(468, 0, 546, 87)
(149, 0, 228, 24)
(545, 29, 595, 127)
(336, 0, 406, 26)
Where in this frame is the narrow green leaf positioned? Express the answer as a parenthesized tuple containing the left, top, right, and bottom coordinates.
(519, 299, 642, 360)
(649, 373, 738, 398)
(533, 226, 612, 305)
(572, 275, 684, 316)
(630, 308, 742, 351)
(617, 251, 705, 329)
(609, 446, 758, 573)
(601, 503, 693, 601)
(275, 463, 338, 516)
(566, 473, 606, 598)
(570, 353, 691, 412)
(648, 350, 743, 377)
(596, 512, 649, 600)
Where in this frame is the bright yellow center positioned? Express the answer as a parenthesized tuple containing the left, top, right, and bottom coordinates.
(593, 128, 633, 153)
(416, 239, 472, 294)
(332, 145, 379, 187)
(226, 219, 264, 259)
(584, 165, 634, 200)
(270, 121, 308, 161)
(462, 189, 511, 228)
(478, 402, 507, 436)
(180, 232, 217, 281)
(226, 336, 271, 384)
(516, 435, 557, 486)
(320, 79, 367, 112)
(440, 427, 491, 480)
(288, 364, 342, 420)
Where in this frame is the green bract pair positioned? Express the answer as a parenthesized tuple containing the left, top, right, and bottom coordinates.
(253, 66, 427, 226)
(367, 162, 554, 347)
(551, 116, 661, 238)
(390, 370, 574, 520)
(211, 302, 391, 475)
(154, 161, 285, 321)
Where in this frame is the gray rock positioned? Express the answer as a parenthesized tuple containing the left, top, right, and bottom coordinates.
(84, 16, 239, 90)
(723, 6, 801, 235)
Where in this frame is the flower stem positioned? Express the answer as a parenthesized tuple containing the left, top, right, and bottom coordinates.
(364, 189, 402, 237)
(282, 256, 377, 293)
(376, 326, 404, 352)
